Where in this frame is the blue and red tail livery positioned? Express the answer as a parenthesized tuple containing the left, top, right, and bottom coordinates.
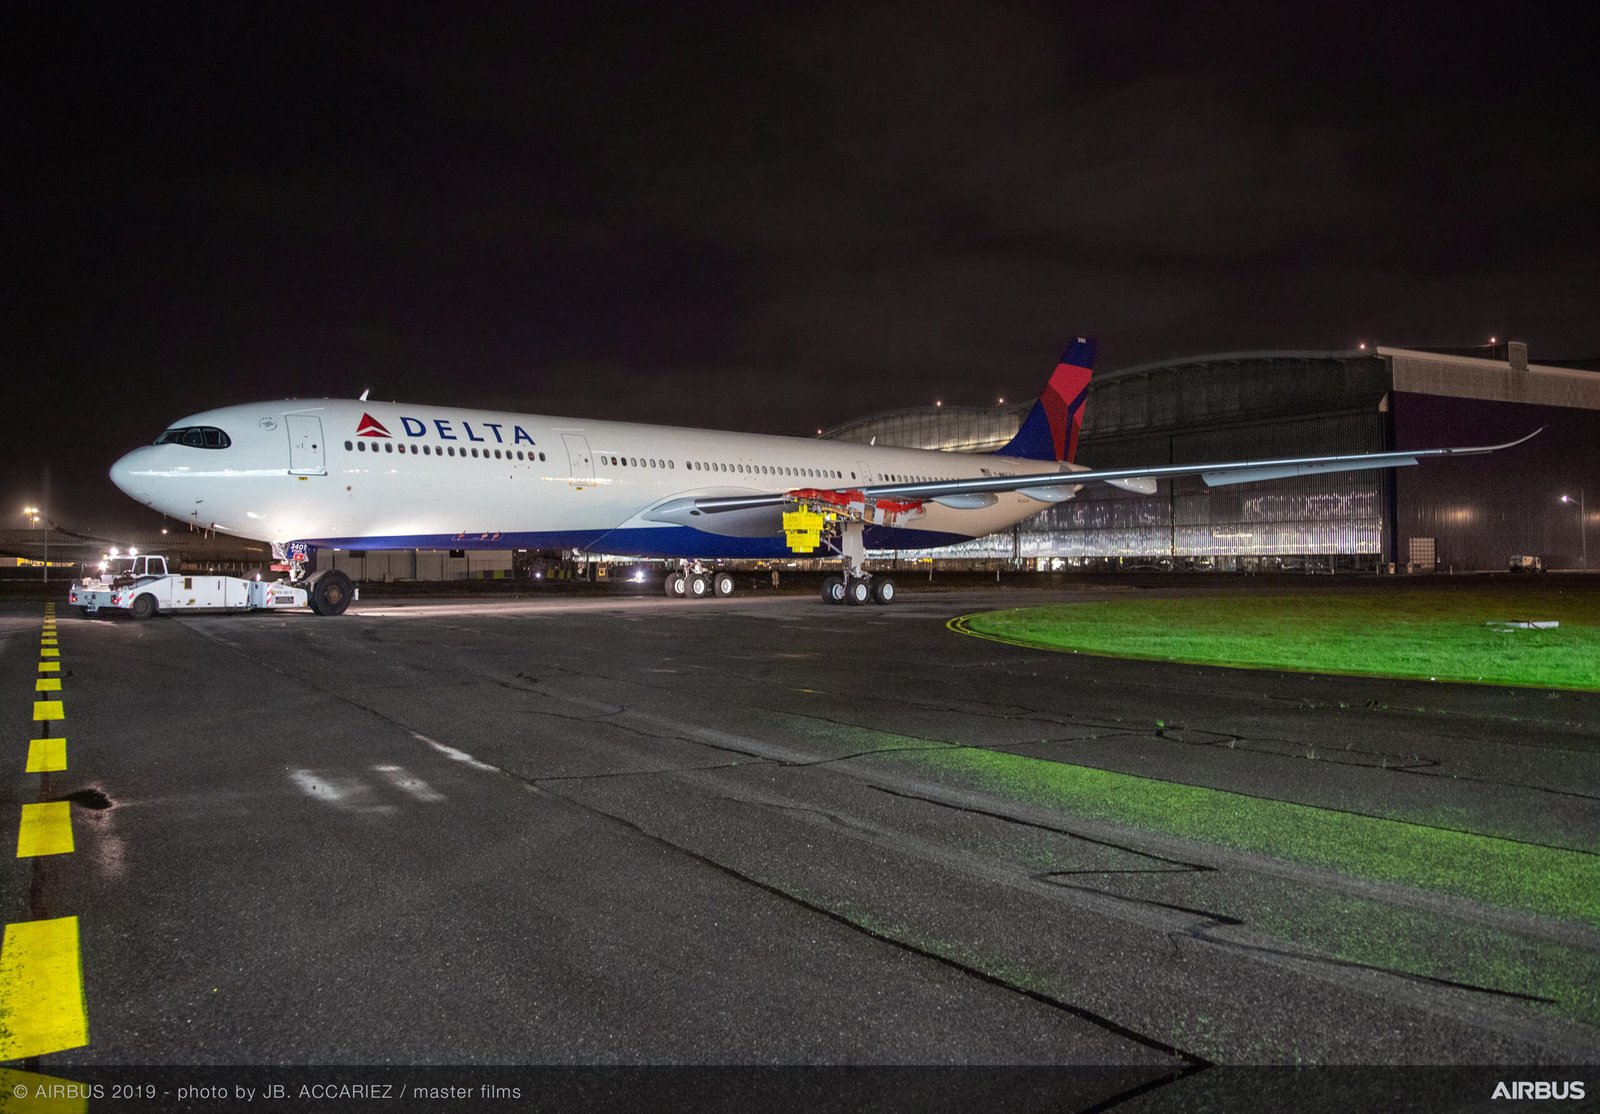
(996, 337, 1097, 462)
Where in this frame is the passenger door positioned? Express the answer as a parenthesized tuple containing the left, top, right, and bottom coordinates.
(287, 415, 326, 475)
(562, 433, 595, 488)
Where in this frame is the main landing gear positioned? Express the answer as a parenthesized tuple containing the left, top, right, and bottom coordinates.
(664, 560, 735, 601)
(819, 573, 895, 605)
(818, 519, 895, 606)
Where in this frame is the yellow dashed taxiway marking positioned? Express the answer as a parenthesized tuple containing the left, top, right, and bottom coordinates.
(37, 662, 60, 673)
(25, 738, 67, 774)
(0, 1069, 89, 1114)
(39, 648, 58, 658)
(35, 678, 62, 693)
(33, 701, 63, 721)
(0, 917, 89, 1060)
(17, 802, 73, 857)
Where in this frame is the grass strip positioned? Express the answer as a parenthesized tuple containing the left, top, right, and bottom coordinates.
(878, 747, 1600, 928)
(957, 590, 1600, 691)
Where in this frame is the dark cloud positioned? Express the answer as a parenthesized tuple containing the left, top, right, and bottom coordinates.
(3, 2, 1595, 528)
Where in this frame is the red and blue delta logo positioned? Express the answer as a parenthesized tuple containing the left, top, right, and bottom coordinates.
(356, 413, 391, 438)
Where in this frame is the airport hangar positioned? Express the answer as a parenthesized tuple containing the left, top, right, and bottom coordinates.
(301, 341, 1599, 583)
(823, 341, 1600, 573)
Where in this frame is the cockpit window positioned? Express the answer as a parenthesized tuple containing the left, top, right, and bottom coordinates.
(155, 426, 232, 449)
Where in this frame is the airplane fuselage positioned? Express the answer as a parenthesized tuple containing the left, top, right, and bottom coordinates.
(110, 399, 1073, 558)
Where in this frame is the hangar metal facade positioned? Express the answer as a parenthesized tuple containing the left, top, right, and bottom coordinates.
(825, 344, 1600, 571)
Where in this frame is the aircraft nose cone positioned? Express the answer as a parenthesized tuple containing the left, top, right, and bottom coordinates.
(110, 448, 155, 504)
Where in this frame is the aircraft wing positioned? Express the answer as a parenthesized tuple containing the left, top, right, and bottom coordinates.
(674, 429, 1542, 517)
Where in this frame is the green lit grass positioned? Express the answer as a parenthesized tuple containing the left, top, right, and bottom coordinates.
(1252, 894, 1600, 1027)
(958, 589, 1600, 691)
(878, 747, 1600, 928)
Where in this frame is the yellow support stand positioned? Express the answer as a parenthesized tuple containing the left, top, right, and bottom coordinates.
(782, 508, 825, 553)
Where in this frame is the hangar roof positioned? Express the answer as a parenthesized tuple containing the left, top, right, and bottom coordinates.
(1379, 346, 1600, 411)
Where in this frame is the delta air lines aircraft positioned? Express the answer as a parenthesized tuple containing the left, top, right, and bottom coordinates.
(109, 339, 1535, 614)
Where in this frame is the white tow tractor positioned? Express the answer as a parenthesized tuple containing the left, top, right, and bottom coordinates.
(68, 551, 318, 619)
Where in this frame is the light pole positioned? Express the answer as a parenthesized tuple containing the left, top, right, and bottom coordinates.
(1561, 491, 1587, 570)
(22, 506, 46, 583)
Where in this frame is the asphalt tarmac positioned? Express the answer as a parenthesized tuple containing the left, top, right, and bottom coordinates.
(4, 582, 1598, 1083)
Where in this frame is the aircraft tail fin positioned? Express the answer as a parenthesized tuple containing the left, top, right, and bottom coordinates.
(995, 337, 1097, 463)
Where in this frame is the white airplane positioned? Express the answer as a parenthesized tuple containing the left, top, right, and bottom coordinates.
(109, 338, 1537, 614)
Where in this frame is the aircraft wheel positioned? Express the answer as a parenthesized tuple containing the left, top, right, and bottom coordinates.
(821, 576, 845, 604)
(712, 571, 735, 598)
(845, 579, 871, 605)
(130, 593, 157, 620)
(665, 571, 687, 598)
(687, 572, 711, 599)
(310, 570, 354, 616)
(872, 578, 896, 604)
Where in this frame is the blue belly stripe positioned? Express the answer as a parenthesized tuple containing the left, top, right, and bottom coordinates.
(294, 524, 972, 558)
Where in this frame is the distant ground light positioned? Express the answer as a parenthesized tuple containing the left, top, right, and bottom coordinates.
(953, 590, 1600, 692)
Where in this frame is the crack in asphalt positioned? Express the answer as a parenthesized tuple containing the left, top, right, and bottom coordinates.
(523, 777, 1212, 1070)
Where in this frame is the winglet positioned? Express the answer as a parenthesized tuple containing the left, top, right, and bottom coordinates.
(995, 337, 1097, 463)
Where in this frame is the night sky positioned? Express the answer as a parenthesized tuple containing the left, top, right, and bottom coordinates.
(5, 3, 1596, 531)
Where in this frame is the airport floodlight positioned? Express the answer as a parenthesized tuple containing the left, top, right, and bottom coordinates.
(1561, 490, 1588, 569)
(22, 505, 46, 581)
